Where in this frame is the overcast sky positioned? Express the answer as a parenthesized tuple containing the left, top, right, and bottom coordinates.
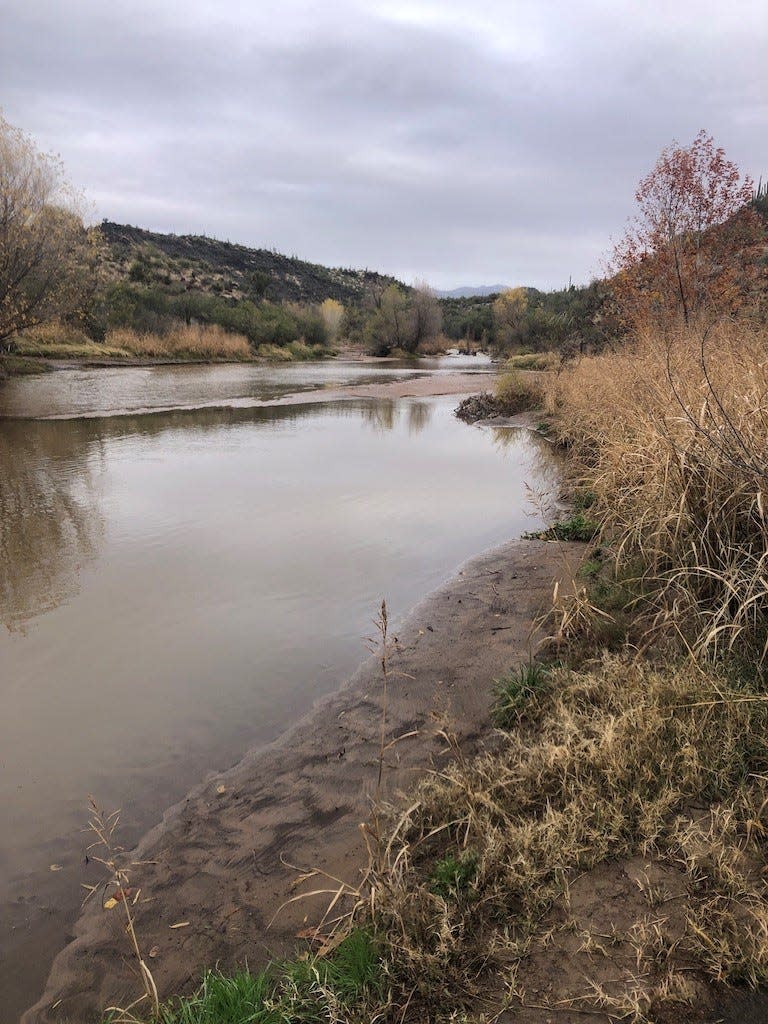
(2, 1, 766, 289)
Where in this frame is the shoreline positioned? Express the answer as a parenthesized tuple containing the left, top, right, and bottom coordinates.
(0, 349, 497, 378)
(23, 535, 579, 1024)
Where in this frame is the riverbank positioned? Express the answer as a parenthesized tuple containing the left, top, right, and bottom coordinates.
(0, 345, 489, 379)
(23, 536, 578, 1023)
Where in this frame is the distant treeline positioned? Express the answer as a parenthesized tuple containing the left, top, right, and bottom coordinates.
(440, 281, 615, 354)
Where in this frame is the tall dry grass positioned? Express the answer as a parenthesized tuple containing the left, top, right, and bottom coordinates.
(545, 319, 768, 661)
(106, 324, 251, 360)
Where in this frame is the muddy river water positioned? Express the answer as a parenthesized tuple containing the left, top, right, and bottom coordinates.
(0, 357, 558, 1021)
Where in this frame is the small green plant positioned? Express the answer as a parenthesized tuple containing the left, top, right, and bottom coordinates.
(142, 930, 382, 1024)
(524, 512, 599, 543)
(571, 488, 597, 511)
(429, 851, 479, 900)
(492, 662, 549, 726)
(578, 559, 602, 578)
(157, 969, 279, 1024)
(318, 928, 382, 1002)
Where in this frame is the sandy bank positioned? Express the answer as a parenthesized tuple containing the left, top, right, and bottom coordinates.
(24, 537, 576, 1023)
(321, 371, 496, 401)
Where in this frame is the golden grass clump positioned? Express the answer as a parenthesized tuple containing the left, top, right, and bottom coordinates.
(544, 319, 768, 661)
(493, 366, 544, 414)
(362, 654, 768, 1018)
(106, 324, 252, 360)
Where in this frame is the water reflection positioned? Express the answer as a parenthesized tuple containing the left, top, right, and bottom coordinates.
(0, 422, 104, 632)
(360, 398, 396, 432)
(406, 401, 431, 435)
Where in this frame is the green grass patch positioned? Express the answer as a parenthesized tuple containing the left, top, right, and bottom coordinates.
(157, 969, 279, 1024)
(142, 929, 382, 1024)
(523, 511, 599, 543)
(492, 662, 550, 727)
(578, 558, 602, 579)
(571, 488, 597, 511)
(429, 851, 479, 900)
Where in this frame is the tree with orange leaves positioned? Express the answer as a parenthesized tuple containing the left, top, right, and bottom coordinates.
(611, 131, 764, 328)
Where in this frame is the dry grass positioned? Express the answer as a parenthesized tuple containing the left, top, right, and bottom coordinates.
(12, 321, 128, 359)
(544, 319, 768, 662)
(358, 654, 768, 1020)
(493, 367, 544, 414)
(505, 351, 558, 371)
(106, 324, 251, 360)
(11, 321, 253, 360)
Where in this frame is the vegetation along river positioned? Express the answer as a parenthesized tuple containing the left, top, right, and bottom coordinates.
(0, 356, 558, 1022)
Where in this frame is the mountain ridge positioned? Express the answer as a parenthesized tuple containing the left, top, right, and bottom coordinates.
(98, 221, 407, 306)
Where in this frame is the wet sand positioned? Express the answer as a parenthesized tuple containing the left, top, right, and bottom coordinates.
(24, 537, 576, 1023)
(318, 371, 498, 401)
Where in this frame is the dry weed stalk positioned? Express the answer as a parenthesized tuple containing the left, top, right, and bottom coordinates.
(84, 797, 159, 1018)
(271, 598, 416, 949)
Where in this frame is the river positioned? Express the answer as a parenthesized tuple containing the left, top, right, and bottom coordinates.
(0, 357, 557, 1022)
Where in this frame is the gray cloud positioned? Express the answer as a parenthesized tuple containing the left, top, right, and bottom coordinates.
(2, 0, 766, 288)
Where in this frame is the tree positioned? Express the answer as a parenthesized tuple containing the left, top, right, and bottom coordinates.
(611, 130, 764, 328)
(492, 287, 529, 350)
(319, 298, 344, 342)
(366, 284, 411, 355)
(0, 116, 99, 345)
(364, 284, 442, 355)
(410, 282, 442, 351)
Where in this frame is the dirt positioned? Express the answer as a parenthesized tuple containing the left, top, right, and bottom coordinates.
(23, 539, 577, 1024)
(491, 854, 767, 1024)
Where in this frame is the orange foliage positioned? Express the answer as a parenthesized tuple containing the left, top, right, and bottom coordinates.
(611, 131, 765, 329)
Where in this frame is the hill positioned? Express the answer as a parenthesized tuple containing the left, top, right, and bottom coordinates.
(98, 221, 405, 306)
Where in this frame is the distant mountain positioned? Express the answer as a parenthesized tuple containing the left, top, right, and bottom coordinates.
(435, 285, 509, 299)
(98, 221, 406, 305)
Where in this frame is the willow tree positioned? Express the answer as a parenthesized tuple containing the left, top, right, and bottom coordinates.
(611, 131, 764, 328)
(0, 116, 99, 345)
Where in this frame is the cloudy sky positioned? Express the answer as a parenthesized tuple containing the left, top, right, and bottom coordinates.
(2, 1, 766, 289)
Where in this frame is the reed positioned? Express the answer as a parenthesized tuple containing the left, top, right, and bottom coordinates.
(544, 318, 768, 662)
